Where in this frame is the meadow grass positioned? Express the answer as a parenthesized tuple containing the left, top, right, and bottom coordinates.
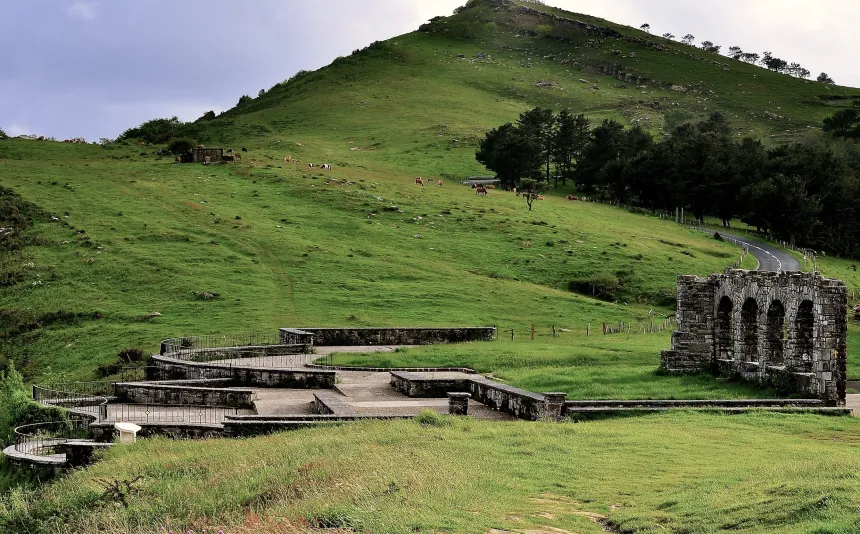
(3, 412, 860, 533)
(1, 139, 749, 386)
(327, 335, 776, 399)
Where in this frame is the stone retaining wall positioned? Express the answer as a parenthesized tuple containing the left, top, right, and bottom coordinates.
(388, 372, 563, 421)
(151, 355, 336, 388)
(279, 327, 496, 346)
(114, 381, 255, 409)
(390, 371, 471, 398)
(89, 422, 226, 441)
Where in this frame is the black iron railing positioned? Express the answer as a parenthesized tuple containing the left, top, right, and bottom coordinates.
(104, 404, 243, 424)
(13, 418, 91, 455)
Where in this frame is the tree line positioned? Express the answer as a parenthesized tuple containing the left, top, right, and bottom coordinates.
(638, 24, 833, 84)
(476, 108, 860, 257)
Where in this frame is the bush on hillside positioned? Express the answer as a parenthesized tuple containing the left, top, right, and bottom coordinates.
(198, 110, 216, 121)
(0, 363, 69, 443)
(0, 128, 7, 140)
(569, 272, 621, 300)
(167, 138, 195, 156)
(118, 117, 184, 144)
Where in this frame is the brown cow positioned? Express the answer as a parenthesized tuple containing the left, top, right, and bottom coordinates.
(567, 195, 578, 201)
(486, 184, 495, 190)
(415, 177, 424, 186)
(437, 180, 443, 186)
(476, 186, 487, 196)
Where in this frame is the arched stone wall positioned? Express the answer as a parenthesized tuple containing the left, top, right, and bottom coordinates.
(661, 270, 847, 405)
(765, 300, 786, 366)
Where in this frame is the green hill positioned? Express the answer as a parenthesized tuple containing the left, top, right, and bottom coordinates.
(175, 0, 858, 180)
(3, 1, 860, 531)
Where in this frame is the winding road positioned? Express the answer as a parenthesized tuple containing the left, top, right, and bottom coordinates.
(716, 231, 800, 272)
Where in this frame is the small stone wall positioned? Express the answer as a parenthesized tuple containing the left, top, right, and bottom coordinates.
(390, 371, 471, 398)
(279, 327, 496, 346)
(388, 372, 564, 421)
(151, 355, 336, 388)
(661, 270, 847, 405)
(114, 381, 255, 409)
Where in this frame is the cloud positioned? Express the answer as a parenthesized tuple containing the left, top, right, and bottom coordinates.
(66, 1, 96, 20)
(4, 124, 33, 137)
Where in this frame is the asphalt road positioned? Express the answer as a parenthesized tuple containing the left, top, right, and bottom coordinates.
(717, 231, 800, 272)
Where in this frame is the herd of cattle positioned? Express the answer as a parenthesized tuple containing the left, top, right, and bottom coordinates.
(173, 146, 591, 202)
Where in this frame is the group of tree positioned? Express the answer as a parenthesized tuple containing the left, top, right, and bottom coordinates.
(823, 101, 860, 140)
(475, 107, 590, 208)
(477, 109, 860, 256)
(645, 26, 831, 83)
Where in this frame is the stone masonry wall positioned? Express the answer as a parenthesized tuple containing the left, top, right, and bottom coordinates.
(113, 381, 255, 409)
(661, 270, 847, 405)
(279, 327, 496, 346)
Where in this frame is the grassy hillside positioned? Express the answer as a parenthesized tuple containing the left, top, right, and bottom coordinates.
(3, 1, 860, 531)
(4, 413, 860, 533)
(0, 138, 753, 385)
(176, 0, 859, 181)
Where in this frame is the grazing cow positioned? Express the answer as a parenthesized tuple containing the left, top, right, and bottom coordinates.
(308, 163, 315, 168)
(234, 154, 242, 161)
(415, 177, 424, 186)
(486, 185, 495, 190)
(537, 195, 545, 200)
(321, 164, 331, 170)
(284, 156, 292, 162)
(567, 195, 578, 201)
(437, 180, 443, 186)
(241, 147, 248, 153)
(476, 186, 487, 196)
(174, 156, 181, 164)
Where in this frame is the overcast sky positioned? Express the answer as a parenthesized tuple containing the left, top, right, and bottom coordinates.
(1, 0, 857, 141)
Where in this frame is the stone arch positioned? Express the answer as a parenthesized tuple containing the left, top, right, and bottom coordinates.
(765, 300, 786, 365)
(715, 295, 733, 360)
(740, 297, 759, 362)
(793, 300, 814, 371)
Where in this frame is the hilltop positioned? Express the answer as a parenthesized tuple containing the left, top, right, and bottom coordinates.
(162, 0, 858, 180)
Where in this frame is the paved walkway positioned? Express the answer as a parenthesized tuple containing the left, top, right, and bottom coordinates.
(252, 369, 514, 420)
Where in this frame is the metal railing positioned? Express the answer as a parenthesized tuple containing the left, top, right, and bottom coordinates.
(13, 418, 91, 456)
(32, 385, 109, 420)
(161, 332, 283, 355)
(104, 404, 244, 424)
(159, 332, 311, 369)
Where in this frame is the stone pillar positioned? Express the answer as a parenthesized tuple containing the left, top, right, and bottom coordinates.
(542, 392, 568, 419)
(448, 392, 470, 415)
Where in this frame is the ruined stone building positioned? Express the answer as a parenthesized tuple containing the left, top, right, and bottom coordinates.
(661, 270, 847, 405)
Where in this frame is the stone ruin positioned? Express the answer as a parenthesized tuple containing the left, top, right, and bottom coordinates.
(661, 270, 847, 405)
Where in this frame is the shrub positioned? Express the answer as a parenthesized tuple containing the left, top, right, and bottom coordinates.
(0, 127, 7, 140)
(415, 409, 452, 427)
(167, 138, 194, 156)
(198, 110, 216, 121)
(118, 117, 184, 144)
(569, 272, 621, 300)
